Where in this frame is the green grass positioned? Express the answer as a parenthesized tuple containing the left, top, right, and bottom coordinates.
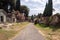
(36, 24, 52, 40)
(36, 24, 52, 31)
(0, 29, 17, 40)
(35, 24, 60, 40)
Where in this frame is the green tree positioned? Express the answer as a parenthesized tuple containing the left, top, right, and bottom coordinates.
(37, 13, 42, 18)
(0, 0, 3, 9)
(0, 0, 13, 12)
(20, 5, 29, 20)
(0, 0, 9, 12)
(31, 15, 34, 21)
(15, 0, 20, 11)
(43, 0, 53, 17)
(0, 0, 17, 12)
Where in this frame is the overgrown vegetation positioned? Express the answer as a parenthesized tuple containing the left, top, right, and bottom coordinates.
(34, 0, 60, 39)
(35, 24, 60, 40)
(0, 29, 17, 40)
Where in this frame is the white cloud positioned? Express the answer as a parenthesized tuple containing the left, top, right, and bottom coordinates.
(29, 10, 41, 16)
(21, 0, 60, 16)
(25, 0, 29, 2)
(30, 7, 44, 11)
(31, 0, 48, 5)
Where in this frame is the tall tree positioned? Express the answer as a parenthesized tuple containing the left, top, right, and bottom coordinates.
(20, 5, 29, 17)
(0, 0, 3, 9)
(11, 0, 17, 10)
(43, 0, 53, 17)
(0, 0, 13, 13)
(37, 13, 42, 18)
(16, 0, 20, 11)
(0, 0, 16, 12)
(1, 0, 9, 12)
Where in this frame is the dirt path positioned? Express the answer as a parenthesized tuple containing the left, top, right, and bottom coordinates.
(12, 23, 45, 40)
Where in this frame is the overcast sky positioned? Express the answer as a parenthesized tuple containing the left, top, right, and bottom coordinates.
(21, 0, 60, 16)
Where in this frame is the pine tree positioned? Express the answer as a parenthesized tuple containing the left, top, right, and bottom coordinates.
(43, 3, 48, 16)
(43, 0, 53, 17)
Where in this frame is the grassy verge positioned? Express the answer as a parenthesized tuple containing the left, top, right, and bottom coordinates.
(10, 22, 29, 31)
(0, 29, 17, 40)
(35, 24, 60, 40)
(0, 22, 29, 40)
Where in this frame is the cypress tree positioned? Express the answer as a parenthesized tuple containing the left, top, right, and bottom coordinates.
(16, 0, 21, 11)
(43, 0, 53, 17)
(43, 3, 48, 17)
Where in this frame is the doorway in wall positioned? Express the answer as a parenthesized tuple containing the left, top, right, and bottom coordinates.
(0, 16, 4, 22)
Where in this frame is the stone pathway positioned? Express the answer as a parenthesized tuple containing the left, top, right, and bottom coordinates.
(12, 23, 45, 40)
